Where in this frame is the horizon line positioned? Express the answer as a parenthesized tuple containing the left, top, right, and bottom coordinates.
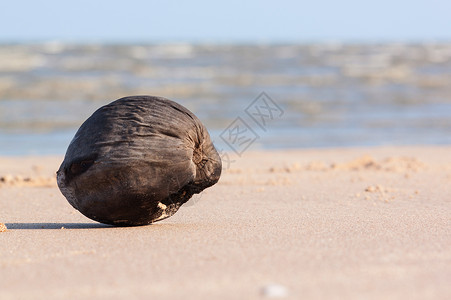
(1, 37, 451, 45)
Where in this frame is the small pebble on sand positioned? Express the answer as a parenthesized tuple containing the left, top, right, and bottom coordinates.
(261, 284, 289, 298)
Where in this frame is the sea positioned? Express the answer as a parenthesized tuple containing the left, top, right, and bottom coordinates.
(0, 42, 450, 156)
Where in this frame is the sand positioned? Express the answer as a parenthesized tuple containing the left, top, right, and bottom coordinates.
(0, 146, 450, 299)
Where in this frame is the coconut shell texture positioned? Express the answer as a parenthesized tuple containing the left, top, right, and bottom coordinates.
(57, 96, 222, 226)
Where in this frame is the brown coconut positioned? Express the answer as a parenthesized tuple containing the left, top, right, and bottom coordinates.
(57, 96, 221, 226)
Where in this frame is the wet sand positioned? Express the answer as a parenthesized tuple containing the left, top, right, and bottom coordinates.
(1, 146, 450, 299)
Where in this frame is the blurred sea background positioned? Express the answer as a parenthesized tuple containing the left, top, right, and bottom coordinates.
(1, 1, 451, 155)
(1, 42, 451, 155)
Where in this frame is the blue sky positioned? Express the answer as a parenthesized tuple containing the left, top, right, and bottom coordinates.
(1, 0, 450, 42)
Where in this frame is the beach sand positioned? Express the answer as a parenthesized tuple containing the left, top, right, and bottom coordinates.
(0, 146, 450, 299)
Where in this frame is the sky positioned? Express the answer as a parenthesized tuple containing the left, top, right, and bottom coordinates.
(0, 0, 450, 43)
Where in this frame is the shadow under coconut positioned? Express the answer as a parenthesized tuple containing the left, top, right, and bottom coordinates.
(5, 222, 113, 230)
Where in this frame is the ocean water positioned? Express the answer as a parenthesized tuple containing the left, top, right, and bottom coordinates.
(0, 42, 451, 156)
